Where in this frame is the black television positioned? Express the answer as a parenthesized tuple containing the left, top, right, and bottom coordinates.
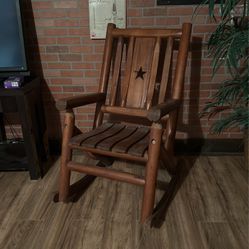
(0, 0, 29, 77)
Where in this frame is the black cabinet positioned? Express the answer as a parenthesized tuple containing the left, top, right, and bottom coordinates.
(0, 77, 48, 179)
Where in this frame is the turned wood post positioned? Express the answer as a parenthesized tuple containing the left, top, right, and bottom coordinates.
(59, 109, 74, 201)
(141, 123, 163, 223)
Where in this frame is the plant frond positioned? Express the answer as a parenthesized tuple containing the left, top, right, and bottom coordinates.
(211, 107, 249, 133)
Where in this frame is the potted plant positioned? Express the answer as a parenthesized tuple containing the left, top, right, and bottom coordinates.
(200, 0, 248, 165)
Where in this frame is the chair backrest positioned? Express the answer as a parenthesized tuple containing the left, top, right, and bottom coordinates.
(95, 23, 192, 126)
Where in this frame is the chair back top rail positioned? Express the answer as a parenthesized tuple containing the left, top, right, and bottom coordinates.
(111, 28, 182, 38)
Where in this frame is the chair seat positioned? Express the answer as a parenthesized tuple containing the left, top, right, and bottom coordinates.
(69, 123, 150, 157)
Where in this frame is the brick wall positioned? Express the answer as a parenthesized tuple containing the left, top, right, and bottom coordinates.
(18, 0, 243, 140)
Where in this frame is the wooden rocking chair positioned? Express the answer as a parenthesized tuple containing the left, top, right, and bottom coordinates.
(56, 23, 192, 223)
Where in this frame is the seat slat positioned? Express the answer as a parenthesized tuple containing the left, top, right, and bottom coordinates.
(81, 123, 126, 148)
(112, 127, 150, 154)
(96, 126, 137, 150)
(70, 123, 113, 146)
(128, 134, 150, 157)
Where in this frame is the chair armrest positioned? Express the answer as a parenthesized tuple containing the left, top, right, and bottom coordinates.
(56, 92, 106, 111)
(147, 99, 181, 122)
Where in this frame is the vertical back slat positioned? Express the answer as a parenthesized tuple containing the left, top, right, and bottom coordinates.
(146, 37, 161, 110)
(121, 37, 135, 107)
(95, 23, 115, 128)
(125, 38, 155, 108)
(158, 36, 174, 104)
(98, 23, 115, 93)
(109, 37, 124, 106)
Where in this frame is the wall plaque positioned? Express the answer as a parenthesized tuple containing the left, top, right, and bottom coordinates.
(89, 0, 126, 39)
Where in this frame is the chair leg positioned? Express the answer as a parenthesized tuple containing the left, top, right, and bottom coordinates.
(59, 110, 74, 202)
(141, 123, 163, 223)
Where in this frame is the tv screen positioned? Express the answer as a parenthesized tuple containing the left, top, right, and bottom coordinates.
(0, 0, 27, 74)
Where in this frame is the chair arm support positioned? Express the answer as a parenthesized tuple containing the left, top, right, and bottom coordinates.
(56, 92, 106, 111)
(147, 99, 181, 122)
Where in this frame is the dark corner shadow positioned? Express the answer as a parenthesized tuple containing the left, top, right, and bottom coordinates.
(22, 0, 62, 176)
(150, 36, 204, 228)
(151, 157, 195, 228)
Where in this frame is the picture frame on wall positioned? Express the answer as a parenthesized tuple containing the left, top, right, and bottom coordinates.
(89, 0, 126, 39)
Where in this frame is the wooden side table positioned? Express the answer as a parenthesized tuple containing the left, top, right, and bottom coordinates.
(0, 77, 48, 179)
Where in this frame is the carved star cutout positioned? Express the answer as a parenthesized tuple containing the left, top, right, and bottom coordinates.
(135, 67, 146, 80)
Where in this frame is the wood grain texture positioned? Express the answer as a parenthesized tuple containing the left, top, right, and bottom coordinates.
(0, 155, 247, 249)
(126, 37, 155, 108)
(70, 123, 151, 157)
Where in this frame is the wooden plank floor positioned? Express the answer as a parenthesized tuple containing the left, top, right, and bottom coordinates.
(0, 155, 247, 249)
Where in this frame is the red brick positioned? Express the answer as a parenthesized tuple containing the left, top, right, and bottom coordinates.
(68, 27, 89, 35)
(78, 1, 88, 9)
(46, 46, 69, 53)
(32, 1, 53, 9)
(74, 114, 85, 121)
(47, 63, 71, 69)
(40, 54, 59, 61)
(48, 86, 62, 92)
(77, 121, 95, 127)
(127, 9, 143, 17)
(72, 63, 94, 69)
(94, 45, 104, 53)
(193, 25, 217, 33)
(143, 8, 167, 16)
(189, 15, 207, 24)
(50, 78, 73, 85)
(85, 70, 99, 78)
(83, 54, 103, 62)
(85, 85, 99, 92)
(130, 17, 154, 26)
(57, 37, 81, 44)
(68, 9, 88, 17)
(33, 10, 67, 19)
(167, 7, 193, 16)
(35, 19, 54, 27)
(79, 18, 90, 27)
(43, 69, 61, 77)
(53, 93, 71, 99)
(54, 20, 79, 27)
(38, 37, 57, 44)
(130, 0, 155, 7)
(59, 54, 82, 61)
(62, 86, 85, 92)
(44, 29, 68, 36)
(61, 70, 84, 77)
(54, 1, 77, 9)
(71, 78, 88, 85)
(155, 17, 180, 26)
(70, 46, 93, 53)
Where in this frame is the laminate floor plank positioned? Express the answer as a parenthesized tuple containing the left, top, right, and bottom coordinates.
(0, 220, 42, 249)
(197, 221, 248, 249)
(0, 155, 247, 249)
(0, 172, 28, 223)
